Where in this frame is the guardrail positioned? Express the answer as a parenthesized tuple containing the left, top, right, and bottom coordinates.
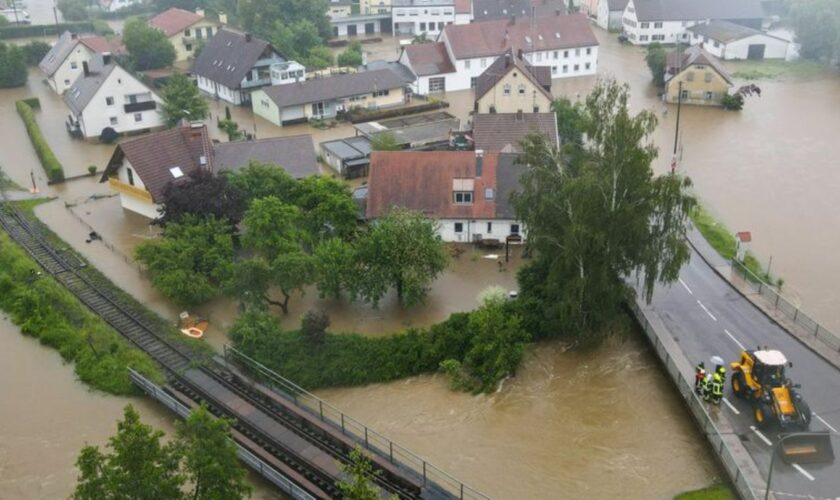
(731, 260, 840, 353)
(222, 345, 490, 500)
(128, 368, 317, 500)
(629, 301, 762, 500)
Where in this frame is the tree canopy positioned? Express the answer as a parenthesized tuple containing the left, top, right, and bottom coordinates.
(123, 17, 176, 70)
(337, 41, 363, 67)
(645, 42, 667, 87)
(160, 73, 209, 127)
(58, 0, 89, 22)
(369, 132, 401, 151)
(512, 79, 695, 344)
(790, 0, 840, 65)
(20, 41, 51, 66)
(239, 0, 331, 40)
(0, 43, 27, 88)
(158, 169, 246, 226)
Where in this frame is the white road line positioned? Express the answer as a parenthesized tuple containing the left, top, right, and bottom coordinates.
(697, 300, 718, 321)
(723, 328, 746, 351)
(814, 412, 839, 433)
(679, 278, 694, 295)
(722, 397, 740, 415)
(792, 463, 815, 481)
(750, 425, 773, 446)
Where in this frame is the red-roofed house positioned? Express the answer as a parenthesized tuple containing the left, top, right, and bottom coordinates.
(148, 8, 226, 62)
(366, 151, 526, 242)
(399, 13, 598, 93)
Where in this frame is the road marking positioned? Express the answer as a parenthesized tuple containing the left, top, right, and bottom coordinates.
(679, 278, 693, 295)
(792, 463, 815, 481)
(750, 425, 773, 446)
(723, 328, 746, 351)
(814, 412, 839, 433)
(722, 397, 740, 415)
(697, 300, 718, 321)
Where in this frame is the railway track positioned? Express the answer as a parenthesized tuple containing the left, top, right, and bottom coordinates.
(0, 202, 422, 499)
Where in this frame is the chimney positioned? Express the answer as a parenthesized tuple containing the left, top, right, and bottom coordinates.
(102, 52, 111, 65)
(517, 48, 524, 60)
(475, 150, 484, 177)
(245, 33, 252, 42)
(82, 61, 90, 77)
(195, 8, 205, 17)
(504, 52, 511, 68)
(218, 12, 228, 24)
(70, 32, 78, 40)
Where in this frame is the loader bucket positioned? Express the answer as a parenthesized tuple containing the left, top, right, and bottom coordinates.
(778, 432, 835, 465)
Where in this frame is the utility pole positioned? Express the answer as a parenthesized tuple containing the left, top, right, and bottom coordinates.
(672, 80, 683, 173)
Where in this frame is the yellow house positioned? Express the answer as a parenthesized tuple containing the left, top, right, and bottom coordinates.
(147, 8, 225, 62)
(665, 45, 733, 106)
(252, 68, 410, 127)
(474, 51, 553, 115)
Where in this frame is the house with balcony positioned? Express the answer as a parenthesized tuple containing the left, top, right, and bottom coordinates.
(664, 45, 733, 106)
(391, 0, 470, 37)
(147, 7, 226, 62)
(399, 13, 598, 94)
(365, 150, 526, 243)
(39, 31, 125, 94)
(63, 55, 164, 140)
(620, 0, 764, 45)
(192, 29, 286, 106)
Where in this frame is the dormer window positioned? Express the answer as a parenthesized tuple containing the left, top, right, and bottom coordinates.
(454, 191, 473, 204)
(452, 178, 474, 204)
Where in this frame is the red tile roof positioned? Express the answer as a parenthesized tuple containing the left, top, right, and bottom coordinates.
(455, 0, 471, 14)
(148, 8, 203, 37)
(403, 42, 457, 76)
(442, 13, 598, 59)
(79, 35, 125, 55)
(366, 151, 498, 219)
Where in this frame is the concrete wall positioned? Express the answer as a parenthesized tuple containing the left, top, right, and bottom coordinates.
(333, 18, 382, 37)
(476, 70, 552, 114)
(666, 63, 731, 106)
(79, 66, 164, 138)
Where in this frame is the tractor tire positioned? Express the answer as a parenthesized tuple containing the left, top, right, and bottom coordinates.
(731, 373, 746, 399)
(754, 403, 773, 430)
(797, 401, 812, 429)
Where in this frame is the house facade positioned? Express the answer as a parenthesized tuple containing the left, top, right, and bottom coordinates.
(474, 51, 553, 114)
(148, 8, 225, 62)
(366, 151, 526, 243)
(98, 0, 142, 12)
(251, 68, 410, 126)
(39, 31, 124, 94)
(471, 0, 566, 22)
(400, 14, 598, 94)
(362, 0, 392, 14)
(621, 0, 765, 45)
(686, 21, 790, 60)
(596, 0, 628, 31)
(64, 58, 164, 140)
(665, 45, 732, 106)
(391, 0, 470, 37)
(192, 29, 287, 106)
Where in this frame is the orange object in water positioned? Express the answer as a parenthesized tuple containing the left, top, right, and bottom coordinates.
(179, 312, 208, 339)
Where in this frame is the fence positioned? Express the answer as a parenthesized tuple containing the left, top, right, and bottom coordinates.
(63, 202, 146, 275)
(731, 260, 840, 353)
(128, 369, 317, 500)
(629, 301, 762, 500)
(222, 345, 490, 500)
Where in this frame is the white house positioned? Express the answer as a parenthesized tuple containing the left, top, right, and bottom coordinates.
(686, 20, 790, 60)
(391, 0, 471, 37)
(63, 56, 164, 140)
(621, 0, 765, 45)
(596, 0, 628, 31)
(330, 13, 391, 37)
(399, 13, 599, 94)
(365, 151, 526, 243)
(98, 0, 143, 13)
(192, 29, 287, 106)
(38, 31, 125, 94)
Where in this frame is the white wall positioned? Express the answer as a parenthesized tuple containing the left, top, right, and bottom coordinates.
(596, 0, 610, 30)
(49, 43, 95, 94)
(522, 46, 598, 79)
(334, 19, 382, 36)
(78, 66, 164, 139)
(392, 5, 455, 35)
(120, 194, 160, 219)
(690, 32, 790, 60)
(622, 0, 697, 45)
(438, 219, 524, 243)
(196, 74, 243, 105)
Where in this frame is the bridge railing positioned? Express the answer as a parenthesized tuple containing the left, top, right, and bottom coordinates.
(731, 260, 840, 353)
(223, 345, 491, 500)
(630, 302, 762, 500)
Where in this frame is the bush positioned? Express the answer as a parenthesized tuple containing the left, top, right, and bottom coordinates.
(0, 233, 163, 394)
(99, 126, 119, 144)
(88, 165, 97, 175)
(20, 96, 40, 109)
(0, 42, 26, 87)
(21, 41, 51, 65)
(16, 100, 65, 182)
(301, 310, 330, 346)
(721, 93, 744, 110)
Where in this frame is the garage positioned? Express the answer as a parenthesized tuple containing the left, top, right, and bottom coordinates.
(365, 22, 375, 34)
(747, 44, 765, 60)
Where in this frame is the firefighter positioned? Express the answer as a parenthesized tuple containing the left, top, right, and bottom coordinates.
(694, 362, 706, 396)
(716, 364, 726, 387)
(711, 371, 723, 405)
(702, 372, 713, 401)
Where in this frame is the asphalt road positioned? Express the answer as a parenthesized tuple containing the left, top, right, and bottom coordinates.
(647, 248, 840, 500)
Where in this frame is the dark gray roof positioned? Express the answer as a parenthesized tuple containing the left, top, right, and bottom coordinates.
(63, 58, 118, 115)
(320, 136, 371, 160)
(474, 50, 552, 103)
(632, 0, 764, 22)
(213, 135, 318, 178)
(666, 44, 732, 84)
(261, 69, 412, 109)
(39, 31, 79, 76)
(473, 112, 559, 152)
(686, 20, 780, 43)
(358, 60, 416, 83)
(494, 153, 525, 219)
(191, 29, 277, 89)
(472, 0, 566, 21)
(607, 0, 629, 12)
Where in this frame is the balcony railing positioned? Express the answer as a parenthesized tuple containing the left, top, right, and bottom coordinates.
(124, 101, 156, 113)
(108, 177, 153, 203)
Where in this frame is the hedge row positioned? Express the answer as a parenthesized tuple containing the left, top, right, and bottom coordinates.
(0, 231, 164, 394)
(16, 100, 64, 183)
(0, 22, 95, 39)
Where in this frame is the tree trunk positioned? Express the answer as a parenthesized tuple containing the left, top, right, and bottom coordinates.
(262, 294, 289, 315)
(395, 277, 404, 302)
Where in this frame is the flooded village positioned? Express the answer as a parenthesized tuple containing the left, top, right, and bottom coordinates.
(1, 0, 839, 499)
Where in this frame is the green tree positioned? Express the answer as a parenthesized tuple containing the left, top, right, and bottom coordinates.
(123, 17, 176, 70)
(313, 237, 354, 299)
(73, 405, 184, 500)
(175, 405, 251, 500)
(301, 309, 330, 346)
(337, 41, 363, 67)
(645, 42, 667, 87)
(349, 208, 447, 307)
(21, 41, 51, 66)
(0, 15, 9, 27)
(411, 32, 431, 44)
(550, 97, 587, 146)
(790, 0, 840, 64)
(0, 42, 27, 88)
(239, 0, 331, 40)
(58, 0, 89, 21)
(160, 73, 209, 127)
(295, 175, 358, 242)
(369, 132, 401, 151)
(226, 160, 299, 202)
(512, 79, 695, 344)
(158, 169, 246, 226)
(336, 447, 380, 500)
(305, 45, 334, 70)
(136, 215, 234, 307)
(218, 118, 243, 141)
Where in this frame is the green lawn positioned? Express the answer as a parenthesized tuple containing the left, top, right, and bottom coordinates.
(727, 58, 830, 81)
(674, 484, 736, 500)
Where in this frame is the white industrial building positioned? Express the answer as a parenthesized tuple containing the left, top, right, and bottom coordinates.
(686, 21, 791, 60)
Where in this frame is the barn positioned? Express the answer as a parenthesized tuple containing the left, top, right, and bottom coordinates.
(687, 20, 791, 60)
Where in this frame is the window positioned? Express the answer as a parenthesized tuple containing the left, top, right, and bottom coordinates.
(480, 58, 487, 68)
(184, 28, 190, 37)
(454, 191, 473, 204)
(562, 64, 568, 73)
(429, 77, 445, 92)
(585, 62, 591, 70)
(126, 167, 134, 186)
(533, 105, 539, 112)
(553, 51, 558, 59)
(70, 61, 78, 69)
(713, 41, 720, 48)
(261, 98, 269, 108)
(206, 27, 213, 37)
(454, 222, 463, 233)
(586, 47, 592, 55)
(105, 96, 114, 106)
(489, 104, 496, 113)
(574, 64, 579, 71)
(420, 22, 426, 31)
(686, 71, 695, 81)
(575, 48, 580, 56)
(186, 43, 193, 51)
(64, 79, 70, 85)
(654, 22, 662, 28)
(517, 84, 525, 96)
(564, 50, 569, 58)
(640, 35, 649, 41)
(680, 89, 689, 100)
(372, 89, 390, 97)
(552, 65, 558, 75)
(652, 34, 665, 41)
(487, 222, 492, 233)
(134, 113, 142, 122)
(503, 83, 511, 96)
(470, 77, 477, 88)
(536, 52, 542, 61)
(196, 29, 203, 39)
(640, 22, 649, 28)
(438, 22, 444, 30)
(705, 91, 714, 100)
(704, 72, 712, 83)
(464, 59, 471, 69)
(510, 224, 520, 235)
(485, 188, 494, 200)
(110, 116, 118, 125)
